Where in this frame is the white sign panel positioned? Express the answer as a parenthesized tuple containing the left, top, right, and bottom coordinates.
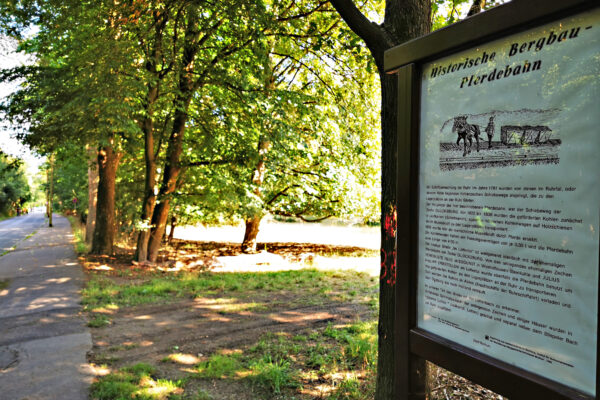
(417, 8, 600, 395)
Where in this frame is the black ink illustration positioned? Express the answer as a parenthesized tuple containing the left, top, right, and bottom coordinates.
(439, 109, 561, 171)
(452, 115, 481, 156)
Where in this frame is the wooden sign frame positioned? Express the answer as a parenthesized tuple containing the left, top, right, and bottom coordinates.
(384, 0, 600, 399)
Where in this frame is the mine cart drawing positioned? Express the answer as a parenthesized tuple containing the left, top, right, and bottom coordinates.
(438, 109, 561, 171)
(500, 125, 553, 145)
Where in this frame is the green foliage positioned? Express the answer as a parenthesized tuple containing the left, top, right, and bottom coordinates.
(175, 1, 381, 228)
(432, 0, 510, 30)
(0, 151, 30, 216)
(2, 0, 382, 253)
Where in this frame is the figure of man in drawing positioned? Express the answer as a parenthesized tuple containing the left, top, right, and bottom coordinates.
(485, 116, 495, 149)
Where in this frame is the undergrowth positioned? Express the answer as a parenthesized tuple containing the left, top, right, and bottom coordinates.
(191, 321, 377, 399)
(82, 269, 377, 311)
(66, 215, 89, 254)
(90, 363, 183, 400)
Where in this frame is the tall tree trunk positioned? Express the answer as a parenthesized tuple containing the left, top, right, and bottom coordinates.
(134, 84, 159, 262)
(147, 4, 200, 263)
(241, 138, 270, 253)
(147, 105, 189, 262)
(86, 147, 98, 244)
(329, 1, 431, 398)
(91, 144, 121, 255)
(134, 9, 167, 262)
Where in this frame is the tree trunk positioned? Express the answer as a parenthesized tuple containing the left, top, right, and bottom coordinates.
(134, 10, 166, 261)
(48, 154, 54, 227)
(86, 147, 98, 244)
(241, 137, 270, 253)
(91, 144, 121, 255)
(242, 216, 262, 253)
(167, 215, 176, 245)
(134, 84, 159, 262)
(147, 105, 189, 262)
(328, 1, 431, 398)
(147, 5, 201, 263)
(378, 2, 431, 397)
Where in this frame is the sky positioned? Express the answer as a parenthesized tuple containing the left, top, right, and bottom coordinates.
(0, 35, 42, 174)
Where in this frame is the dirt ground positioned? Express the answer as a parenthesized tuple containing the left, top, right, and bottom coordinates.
(89, 300, 372, 399)
(83, 241, 378, 399)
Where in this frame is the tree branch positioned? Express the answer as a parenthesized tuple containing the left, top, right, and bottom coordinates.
(266, 184, 301, 206)
(277, 1, 331, 22)
(328, 0, 389, 58)
(184, 157, 245, 167)
(273, 210, 334, 223)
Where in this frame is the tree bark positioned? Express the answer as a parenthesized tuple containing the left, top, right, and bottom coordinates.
(48, 154, 54, 227)
(91, 144, 121, 255)
(241, 137, 270, 253)
(242, 216, 262, 253)
(86, 147, 98, 244)
(134, 83, 159, 262)
(146, 101, 190, 262)
(147, 4, 201, 263)
(167, 215, 176, 245)
(329, 1, 431, 398)
(134, 9, 167, 262)
(467, 0, 486, 17)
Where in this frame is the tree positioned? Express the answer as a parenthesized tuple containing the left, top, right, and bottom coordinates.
(0, 151, 30, 216)
(325, 1, 431, 397)
(0, 0, 143, 254)
(328, 0, 504, 397)
(234, 1, 381, 252)
(155, 0, 381, 253)
(138, 0, 270, 262)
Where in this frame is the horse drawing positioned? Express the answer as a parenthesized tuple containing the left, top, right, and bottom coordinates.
(452, 116, 481, 156)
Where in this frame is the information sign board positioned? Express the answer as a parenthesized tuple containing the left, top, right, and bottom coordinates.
(417, 8, 599, 396)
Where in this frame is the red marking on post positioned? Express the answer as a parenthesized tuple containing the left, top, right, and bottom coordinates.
(387, 250, 397, 286)
(380, 249, 388, 282)
(384, 206, 397, 239)
(381, 205, 398, 286)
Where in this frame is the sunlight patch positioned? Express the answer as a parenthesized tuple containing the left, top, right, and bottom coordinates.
(164, 353, 200, 365)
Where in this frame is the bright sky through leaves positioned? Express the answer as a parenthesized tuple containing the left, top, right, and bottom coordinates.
(0, 34, 41, 173)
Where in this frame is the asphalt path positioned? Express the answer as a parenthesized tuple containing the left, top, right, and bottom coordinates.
(0, 212, 45, 252)
(0, 214, 92, 399)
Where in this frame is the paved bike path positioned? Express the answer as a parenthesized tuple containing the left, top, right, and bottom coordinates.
(0, 215, 92, 400)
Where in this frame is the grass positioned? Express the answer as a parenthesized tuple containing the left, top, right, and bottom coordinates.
(1, 246, 16, 257)
(88, 313, 111, 328)
(66, 215, 89, 254)
(196, 353, 244, 379)
(82, 269, 377, 311)
(190, 321, 377, 399)
(0, 279, 10, 290)
(90, 363, 184, 400)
